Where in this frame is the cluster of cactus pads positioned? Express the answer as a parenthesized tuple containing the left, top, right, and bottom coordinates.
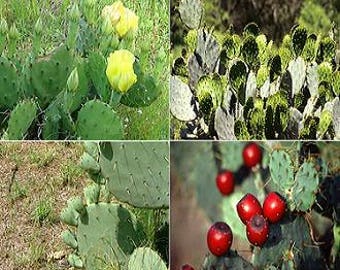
(172, 141, 339, 269)
(61, 141, 169, 269)
(0, 0, 160, 140)
(171, 0, 339, 140)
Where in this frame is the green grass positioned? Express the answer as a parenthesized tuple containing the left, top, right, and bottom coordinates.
(0, 0, 169, 140)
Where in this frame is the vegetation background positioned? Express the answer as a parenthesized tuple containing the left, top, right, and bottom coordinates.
(0, 0, 169, 140)
(171, 0, 340, 46)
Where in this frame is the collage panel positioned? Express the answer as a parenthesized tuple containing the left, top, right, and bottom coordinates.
(171, 141, 340, 269)
(170, 0, 339, 140)
(0, 0, 169, 140)
(0, 141, 169, 269)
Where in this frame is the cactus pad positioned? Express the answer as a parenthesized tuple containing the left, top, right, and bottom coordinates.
(0, 57, 20, 109)
(242, 36, 259, 67)
(76, 100, 123, 140)
(178, 0, 203, 29)
(98, 141, 169, 208)
(292, 27, 307, 57)
(7, 100, 37, 139)
(128, 247, 167, 270)
(202, 251, 254, 270)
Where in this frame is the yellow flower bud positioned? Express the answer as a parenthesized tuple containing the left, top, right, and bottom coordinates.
(106, 50, 137, 93)
(67, 67, 79, 92)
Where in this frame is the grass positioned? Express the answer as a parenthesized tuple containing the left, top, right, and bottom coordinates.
(0, 0, 169, 140)
(0, 142, 86, 270)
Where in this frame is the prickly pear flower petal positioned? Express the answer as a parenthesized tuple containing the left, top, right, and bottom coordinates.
(106, 50, 137, 93)
(101, 1, 125, 26)
(115, 8, 139, 38)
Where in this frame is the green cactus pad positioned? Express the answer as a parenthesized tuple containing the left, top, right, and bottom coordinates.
(7, 100, 37, 140)
(229, 60, 247, 105)
(254, 216, 323, 269)
(292, 27, 307, 57)
(292, 162, 319, 211)
(76, 100, 123, 140)
(269, 150, 295, 194)
(234, 119, 250, 140)
(316, 37, 336, 63)
(203, 251, 254, 270)
(62, 230, 78, 249)
(127, 247, 167, 270)
(178, 0, 203, 29)
(30, 46, 74, 108)
(76, 203, 145, 270)
(83, 184, 101, 205)
(68, 254, 83, 268)
(242, 36, 259, 67)
(120, 74, 160, 107)
(222, 34, 238, 59)
(317, 109, 332, 139)
(80, 152, 100, 174)
(270, 55, 282, 82)
(98, 142, 169, 208)
(302, 34, 317, 62)
(243, 22, 260, 37)
(197, 74, 224, 110)
(42, 103, 61, 140)
(88, 51, 110, 102)
(0, 57, 21, 109)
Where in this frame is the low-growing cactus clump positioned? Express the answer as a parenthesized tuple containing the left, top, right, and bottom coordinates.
(171, 0, 339, 140)
(172, 141, 339, 270)
(0, 0, 162, 140)
(61, 141, 169, 269)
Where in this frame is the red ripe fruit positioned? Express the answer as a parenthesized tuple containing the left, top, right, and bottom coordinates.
(181, 264, 195, 270)
(242, 142, 262, 168)
(263, 192, 286, 223)
(236, 193, 263, 225)
(207, 222, 233, 256)
(216, 170, 235, 195)
(246, 214, 269, 246)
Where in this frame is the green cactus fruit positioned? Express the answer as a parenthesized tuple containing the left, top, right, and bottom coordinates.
(234, 119, 251, 140)
(184, 29, 198, 53)
(292, 162, 319, 211)
(302, 34, 317, 62)
(0, 57, 21, 109)
(242, 36, 259, 68)
(203, 250, 254, 270)
(88, 51, 111, 103)
(229, 60, 247, 105)
(83, 184, 101, 205)
(7, 100, 37, 140)
(178, 0, 203, 29)
(316, 37, 336, 63)
(317, 109, 332, 139)
(292, 27, 307, 57)
(30, 46, 74, 108)
(76, 203, 145, 269)
(269, 150, 295, 194)
(243, 22, 260, 37)
(317, 62, 332, 84)
(76, 100, 123, 140)
(98, 142, 169, 208)
(68, 254, 83, 268)
(269, 55, 282, 82)
(62, 230, 78, 249)
(128, 247, 167, 270)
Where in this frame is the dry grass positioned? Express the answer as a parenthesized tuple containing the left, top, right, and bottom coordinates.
(0, 142, 89, 270)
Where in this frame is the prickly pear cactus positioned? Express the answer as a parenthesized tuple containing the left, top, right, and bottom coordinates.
(62, 141, 169, 269)
(171, 1, 339, 140)
(172, 142, 339, 270)
(0, 1, 163, 140)
(82, 141, 170, 208)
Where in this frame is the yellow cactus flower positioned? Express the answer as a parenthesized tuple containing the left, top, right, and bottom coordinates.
(101, 1, 138, 38)
(101, 1, 125, 26)
(115, 8, 139, 38)
(106, 50, 137, 93)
